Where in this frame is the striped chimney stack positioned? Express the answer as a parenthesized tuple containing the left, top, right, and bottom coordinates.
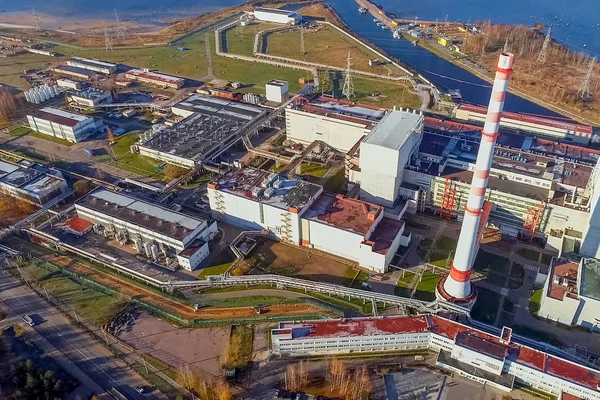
(437, 52, 514, 305)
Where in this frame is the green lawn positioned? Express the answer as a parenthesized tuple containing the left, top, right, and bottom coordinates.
(301, 163, 330, 178)
(529, 288, 543, 316)
(395, 272, 414, 297)
(413, 271, 442, 301)
(22, 261, 128, 327)
(267, 25, 400, 76)
(203, 295, 300, 308)
(197, 262, 233, 280)
(100, 131, 163, 178)
(29, 131, 75, 147)
(7, 125, 32, 137)
(224, 22, 280, 56)
(0, 53, 65, 90)
(435, 236, 458, 252)
(351, 270, 371, 289)
(417, 237, 453, 269)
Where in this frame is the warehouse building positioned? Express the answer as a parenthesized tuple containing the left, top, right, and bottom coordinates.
(53, 65, 95, 80)
(271, 315, 600, 399)
(0, 160, 68, 206)
(125, 69, 185, 89)
(75, 188, 218, 270)
(285, 96, 384, 152)
(208, 167, 410, 272)
(67, 88, 112, 108)
(56, 79, 83, 90)
(27, 107, 104, 143)
(252, 7, 301, 25)
(455, 104, 594, 145)
(538, 257, 600, 330)
(135, 95, 266, 167)
(66, 57, 117, 75)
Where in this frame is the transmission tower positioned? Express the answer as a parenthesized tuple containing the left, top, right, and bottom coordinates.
(537, 26, 551, 64)
(104, 25, 114, 52)
(114, 8, 125, 40)
(300, 24, 306, 55)
(503, 38, 510, 53)
(32, 6, 41, 31)
(578, 57, 596, 99)
(342, 51, 355, 100)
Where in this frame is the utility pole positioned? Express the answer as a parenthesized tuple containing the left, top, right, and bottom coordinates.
(537, 26, 551, 64)
(342, 51, 355, 100)
(114, 8, 125, 40)
(104, 25, 114, 52)
(32, 7, 41, 31)
(300, 24, 306, 55)
(578, 57, 596, 99)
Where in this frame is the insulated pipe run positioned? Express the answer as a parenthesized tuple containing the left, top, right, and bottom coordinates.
(442, 52, 514, 300)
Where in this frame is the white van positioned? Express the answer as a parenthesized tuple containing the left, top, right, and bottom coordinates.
(21, 315, 34, 326)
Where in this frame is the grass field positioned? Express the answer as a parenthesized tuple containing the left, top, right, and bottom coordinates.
(98, 131, 163, 178)
(7, 125, 32, 137)
(267, 25, 397, 75)
(323, 168, 346, 194)
(413, 271, 442, 301)
(224, 22, 280, 56)
(529, 288, 543, 316)
(203, 295, 300, 308)
(300, 163, 330, 178)
(395, 272, 414, 297)
(0, 53, 65, 90)
(417, 236, 456, 268)
(22, 261, 128, 327)
(197, 262, 233, 280)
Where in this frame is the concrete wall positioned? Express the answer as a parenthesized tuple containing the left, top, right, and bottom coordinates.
(177, 241, 210, 271)
(285, 108, 370, 153)
(450, 345, 504, 375)
(307, 219, 364, 261)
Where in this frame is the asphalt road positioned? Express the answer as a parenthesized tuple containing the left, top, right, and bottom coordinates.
(0, 270, 160, 400)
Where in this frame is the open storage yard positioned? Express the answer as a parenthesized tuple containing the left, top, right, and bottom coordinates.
(252, 241, 357, 286)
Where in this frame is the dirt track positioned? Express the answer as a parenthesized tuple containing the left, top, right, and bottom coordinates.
(46, 255, 324, 321)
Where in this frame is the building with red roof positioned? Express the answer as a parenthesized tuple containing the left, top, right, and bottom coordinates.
(456, 104, 593, 145)
(272, 314, 600, 399)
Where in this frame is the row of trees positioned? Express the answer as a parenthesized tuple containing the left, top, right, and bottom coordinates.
(461, 22, 599, 118)
(177, 367, 232, 400)
(283, 358, 372, 400)
(0, 89, 17, 126)
(0, 192, 37, 228)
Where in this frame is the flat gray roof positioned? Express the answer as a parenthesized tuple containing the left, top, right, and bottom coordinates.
(581, 258, 600, 301)
(140, 95, 265, 163)
(0, 160, 63, 191)
(255, 7, 294, 16)
(364, 110, 423, 150)
(77, 188, 206, 241)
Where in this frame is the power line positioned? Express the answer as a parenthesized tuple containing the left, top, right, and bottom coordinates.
(578, 57, 596, 99)
(503, 38, 510, 53)
(114, 8, 125, 40)
(32, 6, 41, 31)
(342, 51, 355, 100)
(537, 26, 551, 64)
(104, 25, 114, 52)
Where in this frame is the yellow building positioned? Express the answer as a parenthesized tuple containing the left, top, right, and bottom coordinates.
(438, 37, 450, 46)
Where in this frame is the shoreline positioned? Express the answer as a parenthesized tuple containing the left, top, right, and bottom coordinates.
(353, 0, 597, 125)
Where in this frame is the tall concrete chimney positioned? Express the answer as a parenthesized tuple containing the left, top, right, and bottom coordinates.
(436, 52, 514, 306)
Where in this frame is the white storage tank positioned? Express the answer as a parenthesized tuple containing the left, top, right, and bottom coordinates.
(134, 239, 144, 254)
(151, 244, 160, 260)
(144, 241, 153, 257)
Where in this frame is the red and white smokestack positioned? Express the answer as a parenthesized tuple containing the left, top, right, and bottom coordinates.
(438, 52, 514, 303)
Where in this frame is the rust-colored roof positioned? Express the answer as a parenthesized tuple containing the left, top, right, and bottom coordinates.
(561, 393, 584, 400)
(548, 356, 600, 391)
(458, 104, 593, 136)
(456, 332, 507, 360)
(306, 193, 381, 236)
(280, 316, 430, 339)
(368, 217, 404, 254)
(547, 259, 579, 301)
(63, 216, 93, 233)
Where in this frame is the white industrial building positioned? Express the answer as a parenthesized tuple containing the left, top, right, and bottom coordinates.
(356, 110, 424, 208)
(538, 257, 600, 330)
(68, 88, 112, 108)
(0, 160, 69, 206)
(272, 315, 600, 399)
(252, 7, 301, 25)
(66, 57, 117, 75)
(266, 80, 289, 103)
(285, 96, 384, 153)
(75, 188, 218, 270)
(455, 104, 594, 145)
(27, 107, 104, 143)
(56, 79, 83, 90)
(208, 167, 410, 272)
